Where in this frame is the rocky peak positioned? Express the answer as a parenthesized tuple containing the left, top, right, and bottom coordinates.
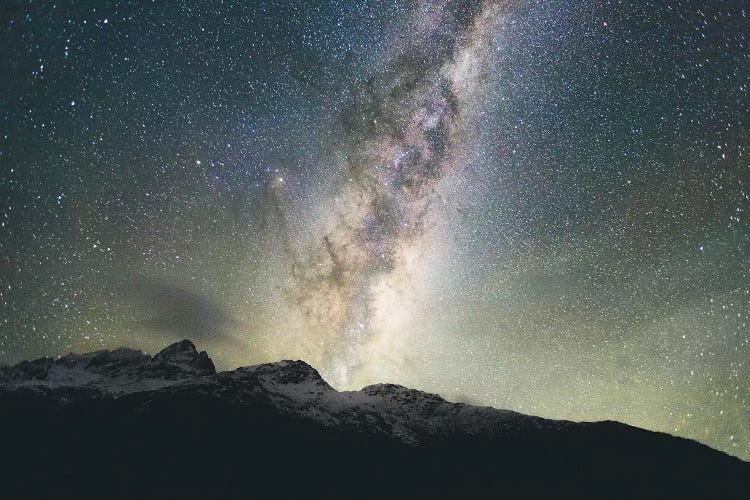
(152, 339, 215, 375)
(265, 360, 326, 385)
(234, 359, 332, 393)
(361, 383, 447, 405)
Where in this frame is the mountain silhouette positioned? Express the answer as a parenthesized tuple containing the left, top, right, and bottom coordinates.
(1, 340, 747, 499)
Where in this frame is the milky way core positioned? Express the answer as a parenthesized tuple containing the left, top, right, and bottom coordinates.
(271, 1, 498, 387)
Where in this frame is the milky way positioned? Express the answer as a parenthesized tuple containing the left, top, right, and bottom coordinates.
(276, 1, 495, 386)
(1, 1, 748, 460)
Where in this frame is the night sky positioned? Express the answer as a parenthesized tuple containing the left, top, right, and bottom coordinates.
(1, 1, 749, 460)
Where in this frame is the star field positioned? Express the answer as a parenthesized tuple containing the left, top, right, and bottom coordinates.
(1, 1, 748, 460)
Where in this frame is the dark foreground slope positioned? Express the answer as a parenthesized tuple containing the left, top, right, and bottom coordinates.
(1, 340, 747, 499)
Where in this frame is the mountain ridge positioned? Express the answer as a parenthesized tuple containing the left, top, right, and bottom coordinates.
(1, 340, 747, 499)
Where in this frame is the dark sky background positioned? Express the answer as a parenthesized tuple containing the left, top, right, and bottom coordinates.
(1, 0, 748, 460)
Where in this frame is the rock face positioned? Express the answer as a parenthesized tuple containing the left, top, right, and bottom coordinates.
(1, 340, 747, 499)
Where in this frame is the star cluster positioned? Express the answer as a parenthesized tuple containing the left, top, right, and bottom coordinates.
(1, 1, 748, 460)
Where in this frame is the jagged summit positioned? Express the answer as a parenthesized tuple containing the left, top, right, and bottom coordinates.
(151, 339, 216, 374)
(242, 359, 328, 386)
(361, 383, 447, 403)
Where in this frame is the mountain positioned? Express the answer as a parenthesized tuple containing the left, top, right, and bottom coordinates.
(1, 340, 747, 499)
